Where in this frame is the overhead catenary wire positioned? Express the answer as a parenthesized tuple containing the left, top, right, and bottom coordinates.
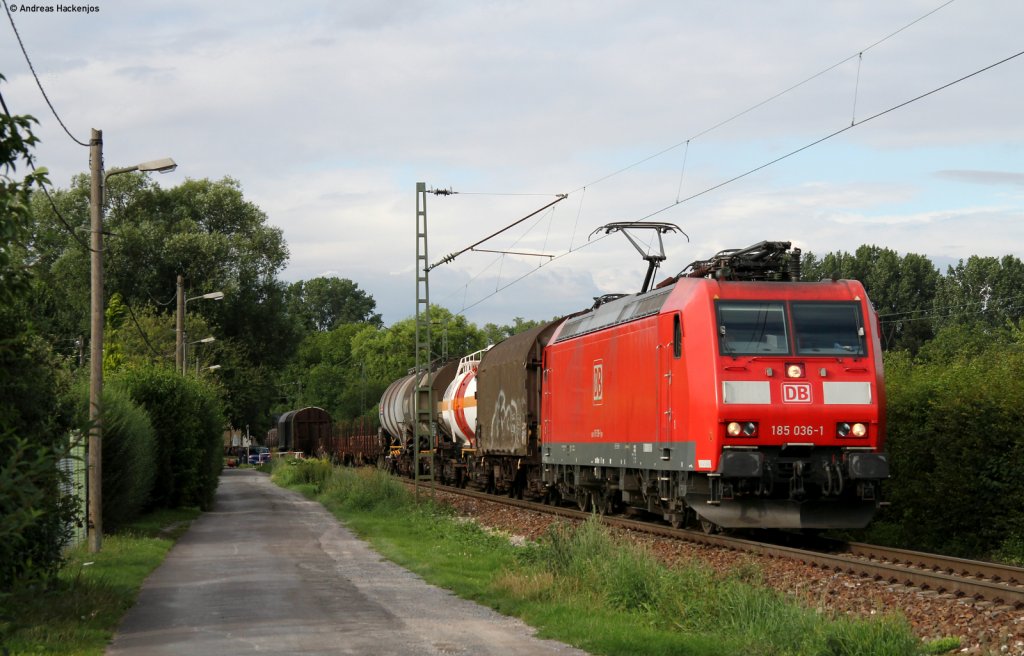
(437, 0, 969, 315)
(449, 47, 1024, 315)
(569, 0, 960, 195)
(632, 47, 1024, 226)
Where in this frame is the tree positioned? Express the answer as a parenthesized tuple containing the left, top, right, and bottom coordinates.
(286, 277, 382, 333)
(802, 245, 939, 352)
(932, 255, 1024, 330)
(480, 316, 547, 345)
(0, 94, 76, 589)
(26, 174, 298, 431)
(274, 323, 378, 420)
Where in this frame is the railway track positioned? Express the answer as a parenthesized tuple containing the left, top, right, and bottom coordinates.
(406, 479, 1024, 609)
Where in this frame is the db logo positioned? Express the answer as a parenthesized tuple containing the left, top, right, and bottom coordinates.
(593, 361, 603, 404)
(782, 382, 812, 403)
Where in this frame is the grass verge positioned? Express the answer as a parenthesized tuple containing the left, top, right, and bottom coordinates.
(0, 507, 200, 656)
(273, 459, 957, 656)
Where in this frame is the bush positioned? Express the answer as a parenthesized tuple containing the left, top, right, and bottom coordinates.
(115, 365, 225, 511)
(0, 104, 76, 591)
(74, 382, 156, 531)
(880, 327, 1024, 558)
(273, 463, 410, 513)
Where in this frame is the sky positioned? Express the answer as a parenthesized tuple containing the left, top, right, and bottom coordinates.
(2, 0, 1022, 326)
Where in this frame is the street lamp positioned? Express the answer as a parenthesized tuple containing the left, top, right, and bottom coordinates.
(88, 127, 176, 553)
(175, 283, 224, 374)
(189, 336, 216, 376)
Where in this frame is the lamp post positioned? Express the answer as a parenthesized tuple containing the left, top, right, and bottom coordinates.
(189, 336, 216, 376)
(88, 128, 176, 553)
(176, 286, 223, 374)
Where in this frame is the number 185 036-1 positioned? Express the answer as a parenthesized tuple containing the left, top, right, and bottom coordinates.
(770, 425, 824, 437)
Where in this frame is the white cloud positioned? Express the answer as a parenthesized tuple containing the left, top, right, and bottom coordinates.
(2, 0, 1023, 326)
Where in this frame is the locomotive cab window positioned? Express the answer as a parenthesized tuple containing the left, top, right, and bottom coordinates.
(791, 302, 865, 356)
(716, 301, 789, 355)
(673, 314, 682, 358)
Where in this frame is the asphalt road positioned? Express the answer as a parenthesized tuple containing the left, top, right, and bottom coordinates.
(106, 468, 587, 655)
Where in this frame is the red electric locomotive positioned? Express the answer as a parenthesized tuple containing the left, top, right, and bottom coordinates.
(539, 240, 888, 530)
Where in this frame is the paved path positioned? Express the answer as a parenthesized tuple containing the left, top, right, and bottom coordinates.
(106, 469, 587, 655)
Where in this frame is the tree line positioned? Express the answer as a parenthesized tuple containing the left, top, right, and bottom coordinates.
(802, 246, 1024, 560)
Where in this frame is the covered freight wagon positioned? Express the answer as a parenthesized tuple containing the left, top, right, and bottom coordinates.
(277, 407, 332, 456)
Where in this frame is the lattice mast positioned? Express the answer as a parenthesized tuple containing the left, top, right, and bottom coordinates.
(413, 183, 434, 497)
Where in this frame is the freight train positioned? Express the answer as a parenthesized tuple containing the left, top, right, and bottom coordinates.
(376, 240, 889, 532)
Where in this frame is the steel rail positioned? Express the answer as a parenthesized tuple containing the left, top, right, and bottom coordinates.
(407, 480, 1024, 609)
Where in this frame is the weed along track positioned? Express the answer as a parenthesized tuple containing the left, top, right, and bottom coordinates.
(402, 478, 1024, 654)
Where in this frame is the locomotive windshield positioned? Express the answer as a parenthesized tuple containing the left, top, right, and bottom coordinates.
(792, 302, 865, 356)
(716, 300, 866, 356)
(716, 302, 789, 355)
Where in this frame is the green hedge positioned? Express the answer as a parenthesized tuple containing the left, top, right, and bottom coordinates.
(117, 365, 225, 511)
(75, 382, 156, 531)
(877, 328, 1024, 559)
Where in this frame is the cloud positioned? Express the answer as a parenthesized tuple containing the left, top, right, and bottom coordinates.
(935, 170, 1024, 187)
(3, 0, 1023, 327)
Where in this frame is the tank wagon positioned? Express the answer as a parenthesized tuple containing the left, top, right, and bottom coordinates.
(378, 360, 459, 477)
(375, 240, 889, 531)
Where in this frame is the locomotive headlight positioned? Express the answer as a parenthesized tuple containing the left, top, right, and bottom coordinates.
(837, 422, 868, 438)
(726, 421, 757, 437)
(786, 363, 804, 378)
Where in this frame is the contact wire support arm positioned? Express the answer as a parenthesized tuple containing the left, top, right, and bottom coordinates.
(428, 194, 568, 271)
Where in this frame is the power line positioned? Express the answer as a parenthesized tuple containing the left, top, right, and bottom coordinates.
(634, 47, 1024, 225)
(0, 84, 93, 253)
(440, 1, 969, 316)
(448, 47, 1024, 315)
(570, 0, 959, 194)
(878, 291, 1024, 323)
(2, 0, 89, 147)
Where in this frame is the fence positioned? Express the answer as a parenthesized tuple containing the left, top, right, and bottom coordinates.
(58, 431, 87, 549)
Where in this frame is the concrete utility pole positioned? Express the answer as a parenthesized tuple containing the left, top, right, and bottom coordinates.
(176, 275, 184, 372)
(86, 134, 177, 553)
(87, 129, 103, 553)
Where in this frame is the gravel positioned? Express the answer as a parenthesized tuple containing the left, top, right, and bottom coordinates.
(431, 489, 1024, 655)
